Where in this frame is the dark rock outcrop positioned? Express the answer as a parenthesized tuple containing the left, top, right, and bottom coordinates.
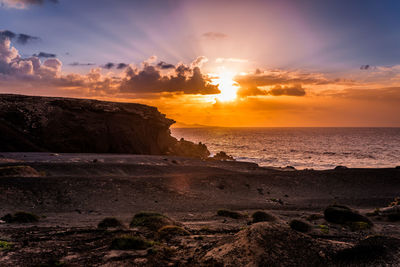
(324, 205, 372, 226)
(0, 94, 209, 158)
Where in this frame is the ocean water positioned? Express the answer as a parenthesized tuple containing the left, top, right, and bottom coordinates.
(171, 127, 400, 170)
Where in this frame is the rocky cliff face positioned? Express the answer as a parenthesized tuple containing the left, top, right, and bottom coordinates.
(0, 94, 209, 158)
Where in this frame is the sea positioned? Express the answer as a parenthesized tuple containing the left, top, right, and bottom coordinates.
(171, 127, 400, 170)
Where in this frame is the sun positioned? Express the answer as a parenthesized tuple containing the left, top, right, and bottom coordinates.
(212, 70, 239, 102)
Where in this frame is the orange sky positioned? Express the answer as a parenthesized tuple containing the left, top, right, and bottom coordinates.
(1, 1, 400, 127)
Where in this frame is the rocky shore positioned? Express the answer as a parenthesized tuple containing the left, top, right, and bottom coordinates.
(0, 94, 209, 158)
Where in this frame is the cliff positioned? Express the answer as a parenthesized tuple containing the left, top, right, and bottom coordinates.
(0, 94, 209, 158)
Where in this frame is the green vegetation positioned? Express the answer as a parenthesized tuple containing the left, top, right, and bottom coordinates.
(158, 225, 190, 239)
(251, 211, 276, 223)
(349, 221, 372, 231)
(110, 235, 153, 250)
(318, 224, 329, 234)
(130, 212, 175, 231)
(1, 211, 39, 223)
(289, 219, 311, 233)
(217, 209, 243, 219)
(97, 217, 123, 229)
(0, 240, 13, 251)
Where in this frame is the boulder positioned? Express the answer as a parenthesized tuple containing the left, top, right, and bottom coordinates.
(324, 205, 372, 226)
(0, 94, 209, 158)
(203, 222, 339, 266)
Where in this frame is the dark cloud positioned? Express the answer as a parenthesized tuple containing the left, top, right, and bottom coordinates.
(0, 30, 16, 39)
(235, 70, 328, 88)
(116, 63, 128, 69)
(360, 64, 370, 70)
(1, 0, 59, 8)
(33, 52, 56, 58)
(0, 30, 39, 44)
(69, 62, 96, 66)
(157, 61, 175, 69)
(101, 62, 129, 69)
(120, 64, 220, 95)
(102, 62, 115, 69)
(269, 84, 306, 96)
(237, 84, 306, 97)
(202, 32, 228, 40)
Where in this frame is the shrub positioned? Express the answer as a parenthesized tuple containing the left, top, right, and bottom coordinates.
(0, 240, 13, 251)
(349, 221, 372, 231)
(289, 219, 311, 233)
(130, 212, 175, 231)
(251, 211, 276, 223)
(98, 217, 123, 229)
(217, 209, 243, 219)
(1, 212, 39, 223)
(318, 224, 329, 234)
(158, 225, 190, 240)
(333, 236, 400, 263)
(110, 235, 152, 250)
(324, 205, 372, 226)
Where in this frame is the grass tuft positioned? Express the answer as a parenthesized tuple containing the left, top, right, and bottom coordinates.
(130, 212, 175, 231)
(98, 217, 123, 229)
(1, 211, 39, 223)
(251, 211, 276, 223)
(217, 209, 243, 219)
(158, 225, 190, 240)
(110, 235, 153, 250)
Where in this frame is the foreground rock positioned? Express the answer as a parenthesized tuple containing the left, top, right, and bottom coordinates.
(203, 222, 339, 266)
(0, 94, 209, 158)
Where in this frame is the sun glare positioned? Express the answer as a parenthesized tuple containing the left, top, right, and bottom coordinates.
(212, 71, 238, 102)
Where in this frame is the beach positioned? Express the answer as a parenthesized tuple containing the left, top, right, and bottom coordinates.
(1, 153, 399, 266)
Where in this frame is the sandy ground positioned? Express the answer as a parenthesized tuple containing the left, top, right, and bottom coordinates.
(0, 153, 399, 266)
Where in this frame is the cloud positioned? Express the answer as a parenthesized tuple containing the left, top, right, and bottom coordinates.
(102, 62, 115, 69)
(101, 62, 129, 69)
(33, 52, 56, 58)
(157, 61, 175, 69)
(69, 62, 96, 66)
(120, 63, 220, 95)
(116, 63, 128, 69)
(1, 0, 58, 9)
(0, 30, 39, 45)
(0, 37, 61, 78)
(237, 84, 306, 97)
(235, 69, 328, 88)
(269, 84, 306, 96)
(360, 64, 370, 70)
(202, 32, 228, 40)
(191, 56, 208, 68)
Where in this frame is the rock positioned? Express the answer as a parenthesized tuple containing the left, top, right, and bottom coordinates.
(0, 165, 41, 177)
(324, 205, 372, 226)
(210, 151, 235, 161)
(379, 205, 400, 221)
(0, 94, 209, 158)
(334, 165, 348, 170)
(289, 219, 311, 233)
(251, 211, 276, 223)
(203, 222, 336, 266)
(333, 235, 400, 265)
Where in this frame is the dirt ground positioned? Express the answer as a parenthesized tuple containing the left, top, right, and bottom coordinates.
(0, 153, 399, 266)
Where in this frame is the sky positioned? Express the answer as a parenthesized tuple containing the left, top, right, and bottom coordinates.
(1, 0, 400, 127)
